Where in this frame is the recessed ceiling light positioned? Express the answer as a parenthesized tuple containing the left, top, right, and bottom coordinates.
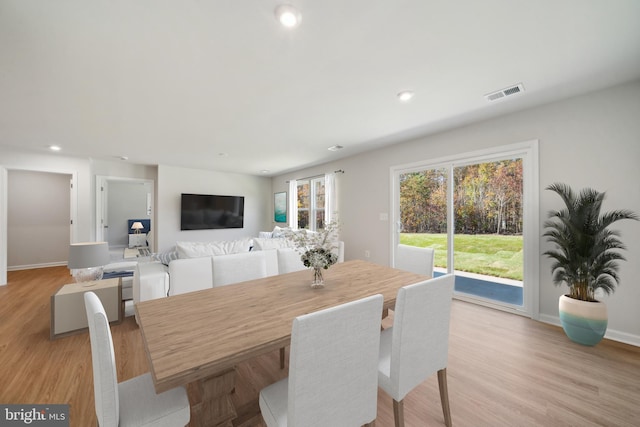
(397, 91, 415, 102)
(275, 4, 301, 28)
(328, 145, 344, 152)
(49, 145, 61, 151)
(119, 156, 129, 161)
(260, 169, 270, 174)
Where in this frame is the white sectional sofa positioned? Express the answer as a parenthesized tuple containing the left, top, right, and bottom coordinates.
(132, 237, 344, 315)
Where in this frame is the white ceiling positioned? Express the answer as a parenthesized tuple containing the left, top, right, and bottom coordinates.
(1, 0, 639, 176)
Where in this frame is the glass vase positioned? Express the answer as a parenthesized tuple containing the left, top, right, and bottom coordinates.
(311, 267, 325, 289)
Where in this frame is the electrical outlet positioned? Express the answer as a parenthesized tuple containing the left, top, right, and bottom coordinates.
(364, 250, 370, 258)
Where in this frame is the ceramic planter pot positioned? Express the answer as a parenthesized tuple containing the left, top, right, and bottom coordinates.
(558, 294, 608, 346)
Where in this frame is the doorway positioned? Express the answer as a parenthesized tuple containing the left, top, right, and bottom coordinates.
(0, 166, 78, 285)
(95, 176, 154, 254)
(391, 141, 539, 317)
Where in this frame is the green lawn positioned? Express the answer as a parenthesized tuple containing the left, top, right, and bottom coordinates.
(400, 233, 523, 281)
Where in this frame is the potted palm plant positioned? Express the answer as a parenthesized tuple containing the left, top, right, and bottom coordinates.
(543, 183, 638, 346)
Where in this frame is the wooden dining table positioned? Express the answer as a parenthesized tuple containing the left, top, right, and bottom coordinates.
(135, 259, 429, 426)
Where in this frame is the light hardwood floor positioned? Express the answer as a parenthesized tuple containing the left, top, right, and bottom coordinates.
(1, 266, 639, 426)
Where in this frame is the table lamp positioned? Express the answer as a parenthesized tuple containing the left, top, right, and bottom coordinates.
(131, 222, 144, 234)
(68, 242, 110, 285)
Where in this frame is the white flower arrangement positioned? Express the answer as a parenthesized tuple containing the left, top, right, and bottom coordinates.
(285, 221, 340, 271)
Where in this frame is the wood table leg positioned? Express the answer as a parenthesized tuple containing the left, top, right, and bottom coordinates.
(188, 368, 237, 427)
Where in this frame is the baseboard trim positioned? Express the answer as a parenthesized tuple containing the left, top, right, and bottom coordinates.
(539, 314, 640, 347)
(7, 261, 67, 271)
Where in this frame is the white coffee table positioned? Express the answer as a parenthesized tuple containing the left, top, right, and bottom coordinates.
(50, 277, 122, 340)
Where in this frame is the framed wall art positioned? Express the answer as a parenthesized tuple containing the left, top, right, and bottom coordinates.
(274, 191, 287, 223)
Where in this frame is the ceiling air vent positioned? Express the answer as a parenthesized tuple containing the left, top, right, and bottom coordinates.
(484, 83, 525, 102)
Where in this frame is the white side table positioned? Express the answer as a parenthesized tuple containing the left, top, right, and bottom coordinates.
(128, 233, 147, 248)
(50, 278, 122, 340)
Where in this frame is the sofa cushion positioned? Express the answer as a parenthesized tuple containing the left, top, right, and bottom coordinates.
(252, 237, 294, 251)
(176, 238, 253, 258)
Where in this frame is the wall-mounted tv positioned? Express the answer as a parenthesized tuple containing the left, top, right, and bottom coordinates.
(180, 193, 244, 230)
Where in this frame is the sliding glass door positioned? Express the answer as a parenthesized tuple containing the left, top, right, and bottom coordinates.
(391, 142, 539, 317)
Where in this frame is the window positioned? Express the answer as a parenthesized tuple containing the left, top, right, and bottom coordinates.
(297, 177, 325, 230)
(391, 140, 539, 317)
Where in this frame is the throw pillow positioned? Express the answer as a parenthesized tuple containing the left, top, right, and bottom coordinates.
(176, 238, 253, 258)
(153, 248, 180, 265)
(272, 225, 291, 238)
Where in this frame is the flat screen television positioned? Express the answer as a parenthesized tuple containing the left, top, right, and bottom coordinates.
(181, 193, 245, 230)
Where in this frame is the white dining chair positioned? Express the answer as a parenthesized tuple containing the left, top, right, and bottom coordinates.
(378, 274, 455, 427)
(84, 292, 190, 427)
(385, 244, 436, 320)
(259, 294, 384, 427)
(275, 248, 307, 369)
(395, 244, 435, 276)
(212, 251, 268, 287)
(335, 240, 345, 263)
(168, 256, 213, 296)
(277, 248, 306, 274)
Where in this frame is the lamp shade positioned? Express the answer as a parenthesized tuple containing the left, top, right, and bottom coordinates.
(131, 222, 144, 231)
(68, 242, 110, 269)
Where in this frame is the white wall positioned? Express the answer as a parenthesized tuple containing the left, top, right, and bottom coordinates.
(272, 80, 640, 344)
(92, 160, 157, 181)
(7, 170, 70, 269)
(156, 165, 272, 252)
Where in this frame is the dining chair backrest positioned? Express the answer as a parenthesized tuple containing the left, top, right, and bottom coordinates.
(387, 274, 454, 401)
(212, 251, 268, 287)
(84, 291, 119, 427)
(276, 248, 306, 274)
(335, 241, 345, 263)
(395, 244, 435, 277)
(262, 249, 280, 277)
(288, 294, 383, 426)
(168, 256, 213, 296)
(85, 291, 191, 426)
